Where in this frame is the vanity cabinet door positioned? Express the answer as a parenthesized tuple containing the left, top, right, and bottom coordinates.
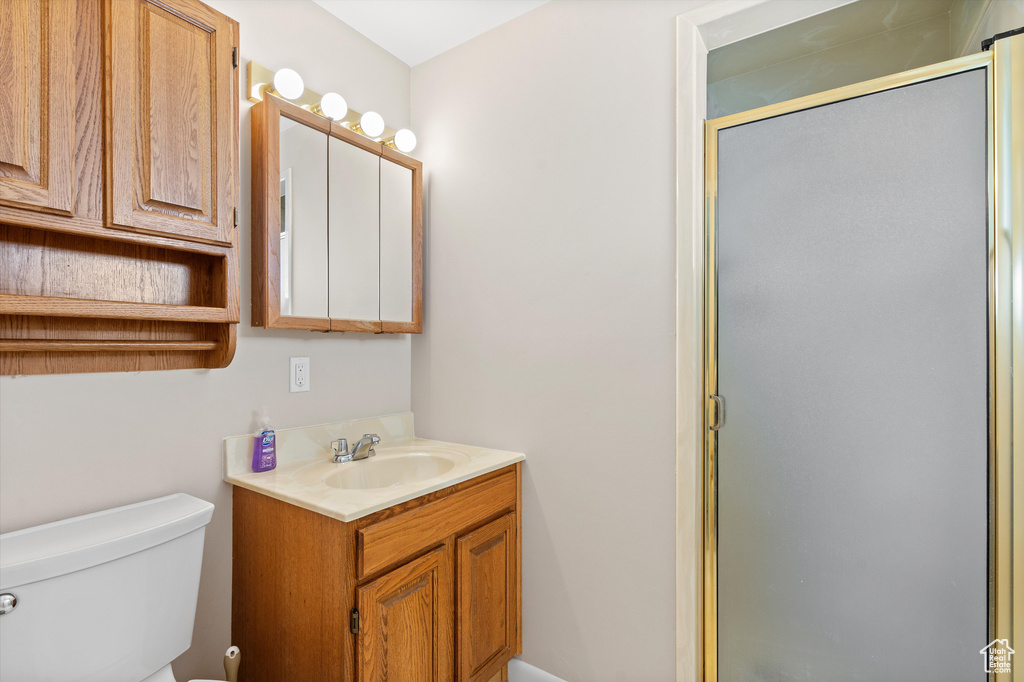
(107, 0, 237, 246)
(357, 545, 454, 682)
(0, 0, 75, 214)
(456, 514, 517, 682)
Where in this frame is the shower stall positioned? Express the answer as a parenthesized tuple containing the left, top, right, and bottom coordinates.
(702, 32, 1022, 680)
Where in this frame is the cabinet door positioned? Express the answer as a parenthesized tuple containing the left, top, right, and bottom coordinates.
(0, 0, 74, 213)
(457, 514, 517, 682)
(107, 0, 236, 245)
(328, 135, 379, 323)
(379, 148, 422, 333)
(379, 157, 412, 325)
(279, 112, 329, 320)
(357, 545, 454, 682)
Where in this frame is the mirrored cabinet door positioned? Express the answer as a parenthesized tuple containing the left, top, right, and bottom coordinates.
(328, 136, 380, 323)
(379, 157, 414, 325)
(279, 116, 328, 319)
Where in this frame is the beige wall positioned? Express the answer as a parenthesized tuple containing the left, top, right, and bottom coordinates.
(957, 0, 1024, 55)
(707, 0, 956, 118)
(951, 0, 993, 56)
(410, 1, 703, 678)
(0, 2, 412, 679)
(708, 0, 1024, 118)
(708, 13, 951, 118)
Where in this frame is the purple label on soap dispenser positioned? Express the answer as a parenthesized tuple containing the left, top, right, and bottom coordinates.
(251, 429, 277, 472)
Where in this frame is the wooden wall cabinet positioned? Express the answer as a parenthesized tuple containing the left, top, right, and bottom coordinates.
(233, 463, 522, 682)
(0, 0, 240, 374)
(251, 95, 423, 334)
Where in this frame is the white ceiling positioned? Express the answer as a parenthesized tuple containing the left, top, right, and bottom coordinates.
(313, 0, 551, 67)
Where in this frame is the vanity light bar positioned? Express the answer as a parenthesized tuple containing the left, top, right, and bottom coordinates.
(247, 60, 416, 152)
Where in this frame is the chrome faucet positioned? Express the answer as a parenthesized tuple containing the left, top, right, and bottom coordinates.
(331, 433, 380, 463)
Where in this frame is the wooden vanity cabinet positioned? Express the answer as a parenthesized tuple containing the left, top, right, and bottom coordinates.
(232, 463, 522, 682)
(0, 0, 240, 374)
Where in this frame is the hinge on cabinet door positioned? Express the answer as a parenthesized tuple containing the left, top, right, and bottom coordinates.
(233, 207, 238, 227)
(350, 608, 359, 635)
(232, 46, 238, 68)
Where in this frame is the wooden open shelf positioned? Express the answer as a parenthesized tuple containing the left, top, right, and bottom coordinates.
(0, 217, 239, 375)
(0, 312, 236, 375)
(0, 295, 234, 323)
(0, 340, 220, 353)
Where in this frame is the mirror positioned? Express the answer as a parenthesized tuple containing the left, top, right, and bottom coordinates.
(379, 157, 413, 324)
(251, 95, 422, 333)
(278, 116, 327, 319)
(329, 136, 380, 321)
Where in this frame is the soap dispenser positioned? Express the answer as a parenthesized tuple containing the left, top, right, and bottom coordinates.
(251, 409, 277, 472)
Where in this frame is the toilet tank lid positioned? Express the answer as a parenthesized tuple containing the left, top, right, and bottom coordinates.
(0, 493, 214, 589)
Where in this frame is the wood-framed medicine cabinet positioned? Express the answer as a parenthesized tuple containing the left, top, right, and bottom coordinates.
(251, 95, 423, 334)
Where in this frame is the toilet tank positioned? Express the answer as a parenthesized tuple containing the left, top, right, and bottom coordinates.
(0, 494, 214, 682)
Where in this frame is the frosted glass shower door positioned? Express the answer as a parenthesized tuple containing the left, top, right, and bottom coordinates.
(710, 68, 989, 680)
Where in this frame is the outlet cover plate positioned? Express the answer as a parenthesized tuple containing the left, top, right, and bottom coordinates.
(290, 357, 310, 393)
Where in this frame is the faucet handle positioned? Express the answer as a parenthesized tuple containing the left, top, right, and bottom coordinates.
(364, 433, 380, 457)
(331, 438, 350, 462)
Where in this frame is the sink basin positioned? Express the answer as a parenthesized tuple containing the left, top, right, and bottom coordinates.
(325, 453, 455, 490)
(296, 446, 472, 491)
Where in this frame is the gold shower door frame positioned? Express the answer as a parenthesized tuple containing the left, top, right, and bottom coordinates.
(702, 33, 1024, 681)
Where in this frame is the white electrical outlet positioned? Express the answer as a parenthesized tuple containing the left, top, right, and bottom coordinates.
(290, 357, 310, 393)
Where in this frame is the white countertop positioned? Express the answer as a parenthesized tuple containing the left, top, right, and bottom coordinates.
(223, 413, 524, 522)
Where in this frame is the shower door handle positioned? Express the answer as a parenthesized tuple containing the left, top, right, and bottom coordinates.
(709, 394, 724, 431)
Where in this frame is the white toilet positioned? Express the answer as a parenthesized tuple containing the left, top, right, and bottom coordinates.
(0, 494, 221, 682)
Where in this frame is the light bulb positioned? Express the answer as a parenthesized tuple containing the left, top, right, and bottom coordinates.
(360, 111, 385, 138)
(319, 92, 348, 120)
(272, 68, 304, 100)
(393, 129, 417, 153)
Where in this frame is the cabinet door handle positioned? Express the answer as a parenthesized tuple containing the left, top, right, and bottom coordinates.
(709, 395, 724, 431)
